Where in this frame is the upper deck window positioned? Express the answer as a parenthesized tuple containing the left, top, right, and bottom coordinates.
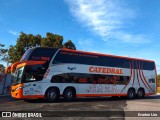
(52, 50, 155, 70)
(52, 50, 130, 68)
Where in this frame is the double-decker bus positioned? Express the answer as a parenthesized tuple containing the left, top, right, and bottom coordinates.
(6, 47, 157, 102)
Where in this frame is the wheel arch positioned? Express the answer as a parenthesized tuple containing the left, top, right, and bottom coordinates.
(45, 86, 60, 97)
(128, 87, 136, 92)
(137, 87, 145, 94)
(63, 86, 76, 97)
(127, 87, 136, 99)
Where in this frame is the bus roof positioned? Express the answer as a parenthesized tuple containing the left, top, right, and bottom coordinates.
(62, 48, 155, 63)
(21, 47, 155, 63)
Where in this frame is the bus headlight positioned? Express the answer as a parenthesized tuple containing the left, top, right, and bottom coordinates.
(15, 86, 23, 91)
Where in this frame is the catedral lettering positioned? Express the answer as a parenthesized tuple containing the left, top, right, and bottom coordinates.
(5, 47, 157, 102)
(89, 66, 123, 75)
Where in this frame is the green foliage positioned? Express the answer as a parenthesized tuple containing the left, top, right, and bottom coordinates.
(63, 40, 76, 50)
(8, 32, 76, 63)
(8, 45, 18, 63)
(41, 33, 63, 48)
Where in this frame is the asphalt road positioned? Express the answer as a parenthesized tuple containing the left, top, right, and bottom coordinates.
(0, 95, 160, 120)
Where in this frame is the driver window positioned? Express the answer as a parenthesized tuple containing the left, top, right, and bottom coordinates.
(24, 64, 47, 82)
(25, 72, 37, 82)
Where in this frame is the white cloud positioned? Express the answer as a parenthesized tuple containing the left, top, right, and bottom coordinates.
(78, 39, 94, 46)
(9, 30, 18, 36)
(112, 32, 150, 44)
(66, 0, 150, 44)
(78, 38, 95, 51)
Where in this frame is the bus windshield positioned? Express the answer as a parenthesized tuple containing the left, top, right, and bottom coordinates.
(20, 49, 33, 61)
(20, 47, 58, 61)
(13, 67, 24, 84)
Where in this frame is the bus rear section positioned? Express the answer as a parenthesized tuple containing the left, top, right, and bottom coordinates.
(41, 60, 156, 102)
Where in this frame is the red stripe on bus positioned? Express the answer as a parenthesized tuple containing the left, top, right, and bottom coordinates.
(154, 63, 158, 93)
(140, 62, 154, 92)
(145, 93, 155, 96)
(132, 61, 135, 87)
(141, 70, 154, 92)
(120, 62, 132, 93)
(138, 62, 151, 92)
(23, 95, 44, 99)
(63, 49, 154, 62)
(136, 61, 140, 86)
(77, 93, 127, 97)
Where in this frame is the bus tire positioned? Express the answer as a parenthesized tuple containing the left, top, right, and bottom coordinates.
(63, 88, 75, 102)
(137, 88, 145, 98)
(127, 88, 135, 99)
(45, 88, 59, 103)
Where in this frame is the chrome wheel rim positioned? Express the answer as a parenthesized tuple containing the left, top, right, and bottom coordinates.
(138, 91, 143, 97)
(49, 91, 56, 100)
(67, 91, 73, 99)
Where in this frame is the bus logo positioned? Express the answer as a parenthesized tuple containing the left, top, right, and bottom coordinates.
(89, 66, 123, 75)
(67, 67, 76, 71)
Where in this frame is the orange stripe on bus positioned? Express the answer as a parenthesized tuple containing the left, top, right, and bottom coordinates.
(11, 61, 23, 73)
(145, 93, 155, 96)
(141, 70, 154, 92)
(63, 49, 154, 62)
(136, 61, 140, 86)
(23, 95, 44, 99)
(139, 62, 151, 92)
(120, 62, 132, 93)
(76, 93, 127, 97)
(141, 62, 154, 92)
(132, 61, 135, 87)
(17, 61, 46, 68)
(155, 63, 158, 93)
(5, 65, 11, 74)
(11, 84, 23, 99)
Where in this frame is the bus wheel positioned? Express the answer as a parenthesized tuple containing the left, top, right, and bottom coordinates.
(45, 88, 59, 102)
(127, 88, 135, 99)
(137, 88, 145, 98)
(64, 88, 75, 102)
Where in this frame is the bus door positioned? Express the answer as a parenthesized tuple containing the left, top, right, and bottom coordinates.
(23, 64, 47, 96)
(23, 82, 39, 96)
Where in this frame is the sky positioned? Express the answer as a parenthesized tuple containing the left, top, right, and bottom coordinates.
(0, 0, 160, 74)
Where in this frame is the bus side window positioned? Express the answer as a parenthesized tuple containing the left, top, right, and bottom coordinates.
(51, 75, 59, 83)
(51, 75, 65, 83)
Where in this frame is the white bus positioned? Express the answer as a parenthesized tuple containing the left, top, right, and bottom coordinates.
(8, 47, 157, 102)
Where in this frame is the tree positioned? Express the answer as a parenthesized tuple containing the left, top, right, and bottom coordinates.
(41, 33, 63, 48)
(63, 40, 76, 50)
(0, 43, 9, 63)
(8, 45, 18, 63)
(8, 32, 42, 63)
(8, 32, 76, 63)
(0, 64, 5, 74)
